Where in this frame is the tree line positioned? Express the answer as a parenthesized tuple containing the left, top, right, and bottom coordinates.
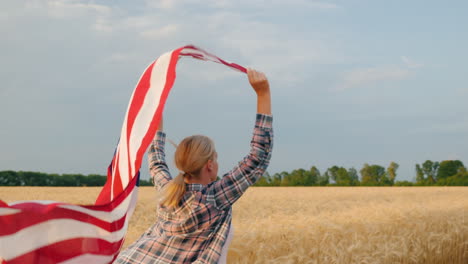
(1, 159, 467, 186)
(0, 171, 153, 186)
(254, 160, 468, 186)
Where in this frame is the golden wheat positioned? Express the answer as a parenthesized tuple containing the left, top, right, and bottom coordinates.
(1, 187, 467, 264)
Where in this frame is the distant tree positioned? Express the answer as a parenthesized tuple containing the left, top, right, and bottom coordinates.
(48, 173, 60, 186)
(76, 174, 87, 186)
(60, 174, 80, 186)
(309, 166, 321, 186)
(394, 180, 414, 186)
(139, 178, 153, 186)
(269, 172, 286, 186)
(348, 168, 360, 186)
(86, 174, 107, 186)
(0, 171, 113, 186)
(436, 166, 468, 186)
(380, 172, 391, 186)
(0, 171, 20, 186)
(422, 160, 439, 184)
(287, 169, 307, 186)
(297, 168, 316, 186)
(413, 160, 467, 186)
(318, 171, 329, 186)
(15, 171, 50, 186)
(415, 164, 425, 185)
(386, 162, 399, 186)
(254, 171, 271, 186)
(436, 160, 464, 180)
(263, 171, 272, 185)
(414, 160, 440, 185)
(360, 164, 386, 186)
(326, 166, 353, 186)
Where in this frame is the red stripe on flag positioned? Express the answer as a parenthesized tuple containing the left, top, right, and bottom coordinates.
(7, 238, 124, 264)
(0, 207, 127, 236)
(95, 155, 116, 204)
(90, 167, 137, 211)
(2, 175, 138, 236)
(125, 61, 157, 182)
(132, 48, 183, 176)
(111, 152, 123, 203)
(180, 45, 247, 73)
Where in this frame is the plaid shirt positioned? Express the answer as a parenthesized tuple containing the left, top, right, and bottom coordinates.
(115, 114, 273, 264)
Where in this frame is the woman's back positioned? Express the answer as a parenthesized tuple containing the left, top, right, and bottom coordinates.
(118, 184, 233, 263)
(115, 69, 273, 264)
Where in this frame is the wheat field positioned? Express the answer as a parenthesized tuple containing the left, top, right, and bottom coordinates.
(1, 187, 467, 264)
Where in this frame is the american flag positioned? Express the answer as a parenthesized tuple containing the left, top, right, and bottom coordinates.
(0, 45, 246, 264)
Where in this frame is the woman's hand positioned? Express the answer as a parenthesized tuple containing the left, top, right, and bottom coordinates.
(247, 68, 272, 115)
(247, 68, 270, 97)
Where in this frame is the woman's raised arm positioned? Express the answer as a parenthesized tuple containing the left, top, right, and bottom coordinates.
(248, 68, 272, 115)
(207, 69, 273, 210)
(148, 117, 172, 190)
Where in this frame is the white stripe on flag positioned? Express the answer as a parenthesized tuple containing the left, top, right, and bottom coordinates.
(0, 187, 138, 261)
(116, 116, 130, 198)
(8, 200, 62, 206)
(0, 208, 21, 216)
(128, 51, 172, 179)
(58, 189, 135, 222)
(0, 219, 126, 260)
(59, 254, 115, 264)
(111, 145, 121, 200)
(5, 183, 134, 222)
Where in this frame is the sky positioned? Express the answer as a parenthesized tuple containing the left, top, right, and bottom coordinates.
(1, 0, 467, 182)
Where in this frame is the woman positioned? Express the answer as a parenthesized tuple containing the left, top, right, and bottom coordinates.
(115, 68, 273, 264)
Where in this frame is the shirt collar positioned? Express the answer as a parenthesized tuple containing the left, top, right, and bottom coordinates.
(186, 183, 205, 192)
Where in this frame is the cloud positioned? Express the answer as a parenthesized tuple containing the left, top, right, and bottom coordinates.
(1, 0, 343, 96)
(194, 12, 342, 85)
(16, 0, 118, 33)
(140, 24, 179, 39)
(401, 56, 424, 69)
(80, 5, 338, 86)
(301, 1, 339, 9)
(0, 0, 345, 176)
(225, 0, 340, 10)
(144, 0, 177, 9)
(144, 0, 339, 10)
(337, 66, 411, 91)
(43, 0, 112, 19)
(335, 55, 426, 91)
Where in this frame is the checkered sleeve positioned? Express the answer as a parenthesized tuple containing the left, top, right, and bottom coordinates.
(209, 114, 273, 210)
(148, 131, 172, 191)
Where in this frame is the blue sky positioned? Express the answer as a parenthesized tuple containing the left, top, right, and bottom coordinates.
(1, 0, 467, 181)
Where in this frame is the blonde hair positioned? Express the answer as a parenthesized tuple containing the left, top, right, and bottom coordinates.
(159, 135, 216, 208)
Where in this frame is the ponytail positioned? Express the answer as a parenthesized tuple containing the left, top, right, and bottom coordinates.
(159, 135, 215, 209)
(160, 172, 186, 208)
